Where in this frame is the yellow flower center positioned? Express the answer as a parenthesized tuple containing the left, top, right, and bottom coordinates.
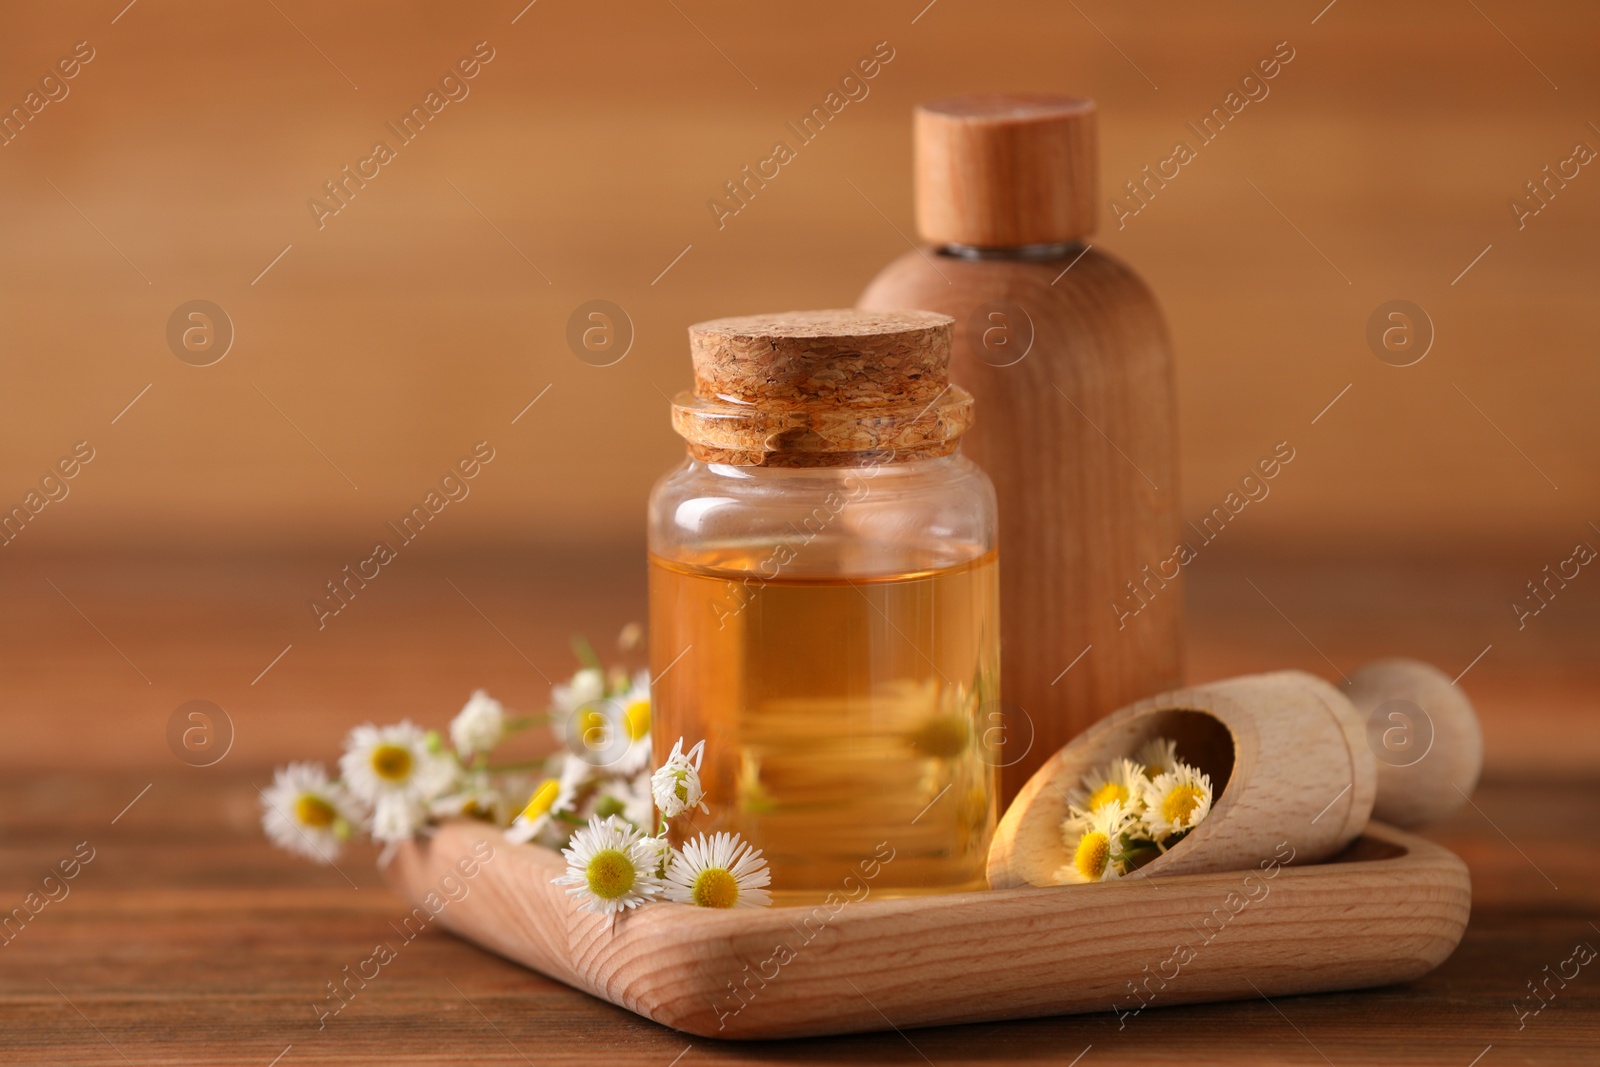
(624, 699, 651, 742)
(908, 714, 970, 759)
(577, 706, 610, 751)
(1086, 781, 1128, 812)
(522, 778, 561, 820)
(1162, 784, 1205, 827)
(669, 768, 691, 803)
(585, 848, 636, 899)
(295, 793, 337, 828)
(370, 743, 413, 782)
(1072, 830, 1111, 881)
(691, 867, 740, 908)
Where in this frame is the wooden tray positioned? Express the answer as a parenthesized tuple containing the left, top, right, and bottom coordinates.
(385, 820, 1469, 1039)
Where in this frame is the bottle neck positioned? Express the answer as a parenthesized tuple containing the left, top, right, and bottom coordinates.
(671, 383, 975, 469)
(939, 241, 1083, 262)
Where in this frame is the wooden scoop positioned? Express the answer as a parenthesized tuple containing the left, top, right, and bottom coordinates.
(987, 658, 1483, 888)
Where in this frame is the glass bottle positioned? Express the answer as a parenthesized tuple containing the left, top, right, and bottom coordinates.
(648, 309, 1000, 903)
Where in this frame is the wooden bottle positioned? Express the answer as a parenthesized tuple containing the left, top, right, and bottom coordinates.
(859, 94, 1182, 802)
(987, 658, 1482, 888)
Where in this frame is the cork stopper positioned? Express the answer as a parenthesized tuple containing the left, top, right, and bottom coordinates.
(671, 309, 973, 467)
(915, 93, 1097, 248)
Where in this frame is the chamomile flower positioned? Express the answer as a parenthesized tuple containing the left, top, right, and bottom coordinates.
(1136, 737, 1181, 778)
(430, 768, 513, 825)
(551, 667, 606, 722)
(906, 680, 976, 759)
(650, 737, 708, 818)
(449, 689, 506, 758)
(1056, 799, 1136, 884)
(663, 831, 772, 908)
(1140, 761, 1214, 840)
(261, 762, 358, 864)
(339, 722, 458, 844)
(505, 755, 589, 844)
(1064, 757, 1146, 833)
(551, 815, 663, 915)
(593, 773, 655, 833)
(637, 833, 674, 879)
(608, 671, 653, 776)
(907, 712, 971, 759)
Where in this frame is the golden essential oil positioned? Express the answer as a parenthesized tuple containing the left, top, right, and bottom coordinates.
(650, 545, 1000, 904)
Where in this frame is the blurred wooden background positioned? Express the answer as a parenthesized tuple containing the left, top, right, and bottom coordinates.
(0, 0, 1597, 772)
(2, 9, 1597, 1060)
(1, 0, 1595, 551)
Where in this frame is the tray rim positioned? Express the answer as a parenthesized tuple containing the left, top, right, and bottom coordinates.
(384, 819, 1471, 1040)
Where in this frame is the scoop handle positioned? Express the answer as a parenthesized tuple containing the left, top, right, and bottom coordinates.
(1346, 658, 1483, 828)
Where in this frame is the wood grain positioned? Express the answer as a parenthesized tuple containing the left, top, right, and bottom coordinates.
(989, 659, 1482, 889)
(383, 819, 1468, 1039)
(7, 768, 1598, 1066)
(1, 1, 1596, 555)
(1347, 658, 1485, 828)
(988, 669, 1366, 889)
(914, 94, 1098, 247)
(861, 246, 1184, 800)
(1, 551, 1597, 1063)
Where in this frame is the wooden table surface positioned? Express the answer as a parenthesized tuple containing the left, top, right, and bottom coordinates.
(5, 1, 1597, 1060)
(2, 547, 1597, 1065)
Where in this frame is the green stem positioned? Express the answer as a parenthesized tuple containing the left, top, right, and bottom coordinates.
(571, 634, 602, 671)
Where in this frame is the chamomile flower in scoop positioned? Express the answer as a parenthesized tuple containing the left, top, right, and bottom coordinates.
(1136, 737, 1181, 778)
(663, 831, 772, 909)
(1057, 799, 1136, 884)
(650, 737, 708, 818)
(260, 762, 358, 864)
(551, 815, 662, 915)
(1064, 756, 1145, 833)
(1140, 761, 1214, 841)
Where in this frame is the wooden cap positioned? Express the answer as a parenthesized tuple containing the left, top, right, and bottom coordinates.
(671, 309, 973, 467)
(914, 93, 1097, 248)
